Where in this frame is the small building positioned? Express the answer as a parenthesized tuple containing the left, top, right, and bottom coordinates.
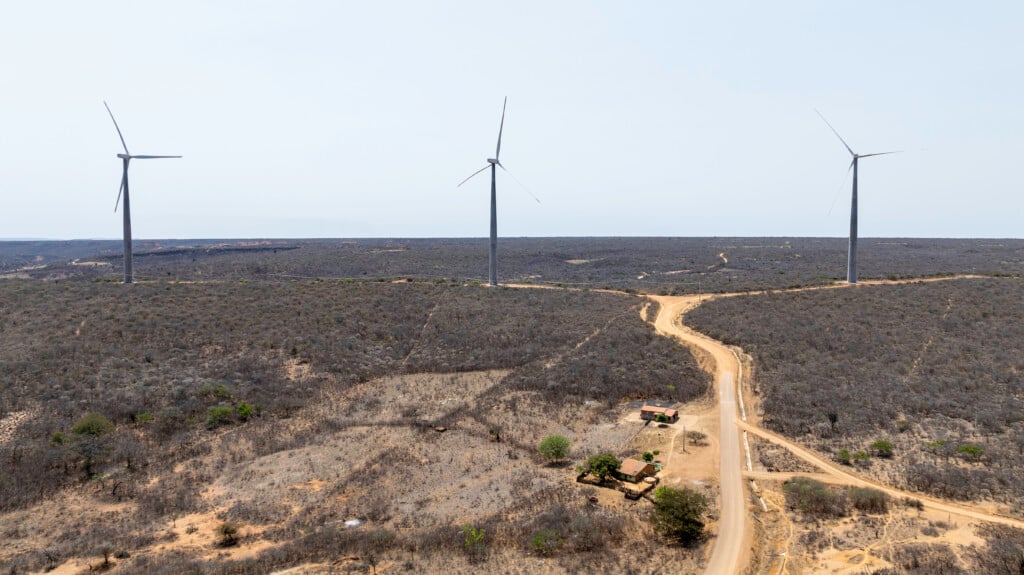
(640, 405, 679, 423)
(617, 458, 657, 483)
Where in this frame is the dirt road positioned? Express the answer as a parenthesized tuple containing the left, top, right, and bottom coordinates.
(651, 295, 751, 575)
(508, 274, 1010, 574)
(648, 275, 1017, 574)
(737, 420, 1024, 529)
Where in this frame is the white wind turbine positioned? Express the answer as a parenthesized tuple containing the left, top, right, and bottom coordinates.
(458, 97, 538, 286)
(816, 110, 900, 284)
(104, 101, 181, 284)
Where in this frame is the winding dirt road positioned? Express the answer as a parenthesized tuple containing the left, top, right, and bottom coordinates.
(649, 275, 1023, 574)
(508, 274, 1016, 573)
(651, 294, 751, 575)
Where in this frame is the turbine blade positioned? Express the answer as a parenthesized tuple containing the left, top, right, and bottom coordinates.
(103, 101, 130, 155)
(827, 161, 854, 217)
(814, 109, 855, 157)
(495, 96, 507, 161)
(131, 155, 183, 159)
(457, 164, 491, 188)
(497, 162, 540, 204)
(858, 151, 902, 158)
(114, 171, 126, 212)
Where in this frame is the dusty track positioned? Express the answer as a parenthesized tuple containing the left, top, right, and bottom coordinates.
(736, 419, 1024, 529)
(650, 274, 1022, 574)
(507, 274, 1013, 574)
(650, 294, 751, 575)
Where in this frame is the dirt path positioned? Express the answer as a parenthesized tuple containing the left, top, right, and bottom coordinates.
(650, 294, 751, 575)
(737, 420, 1024, 529)
(648, 274, 1016, 574)
(506, 273, 1006, 574)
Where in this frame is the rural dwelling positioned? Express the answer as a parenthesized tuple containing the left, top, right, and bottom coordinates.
(640, 405, 679, 423)
(617, 458, 656, 483)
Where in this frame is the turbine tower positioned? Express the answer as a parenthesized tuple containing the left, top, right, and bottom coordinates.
(816, 110, 899, 284)
(458, 97, 537, 286)
(104, 102, 181, 284)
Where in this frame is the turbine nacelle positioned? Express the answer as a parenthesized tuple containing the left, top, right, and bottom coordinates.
(487, 158, 498, 165)
(117, 154, 131, 159)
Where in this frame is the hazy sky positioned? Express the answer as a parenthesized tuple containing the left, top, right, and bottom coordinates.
(2, 1, 1021, 239)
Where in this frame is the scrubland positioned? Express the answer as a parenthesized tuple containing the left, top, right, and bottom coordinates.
(0, 279, 710, 573)
(4, 237, 1023, 294)
(687, 278, 1024, 508)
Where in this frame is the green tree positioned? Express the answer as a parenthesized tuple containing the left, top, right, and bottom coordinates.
(650, 486, 708, 545)
(870, 439, 895, 458)
(642, 451, 654, 462)
(537, 435, 571, 462)
(67, 414, 115, 478)
(582, 453, 621, 481)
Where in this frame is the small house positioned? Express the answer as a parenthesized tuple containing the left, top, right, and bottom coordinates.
(640, 405, 679, 423)
(617, 458, 656, 483)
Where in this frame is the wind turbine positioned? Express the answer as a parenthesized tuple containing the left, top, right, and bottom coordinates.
(816, 110, 900, 284)
(104, 101, 181, 284)
(457, 97, 538, 286)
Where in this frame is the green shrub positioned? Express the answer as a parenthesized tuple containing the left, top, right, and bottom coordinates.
(530, 529, 562, 556)
(837, 449, 852, 465)
(71, 413, 114, 437)
(848, 487, 889, 513)
(50, 431, 68, 446)
(537, 435, 570, 462)
(134, 412, 154, 425)
(642, 451, 654, 462)
(956, 444, 984, 460)
(207, 406, 234, 429)
(236, 402, 260, 422)
(783, 477, 848, 517)
(217, 522, 240, 547)
(870, 439, 895, 458)
(462, 524, 486, 562)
